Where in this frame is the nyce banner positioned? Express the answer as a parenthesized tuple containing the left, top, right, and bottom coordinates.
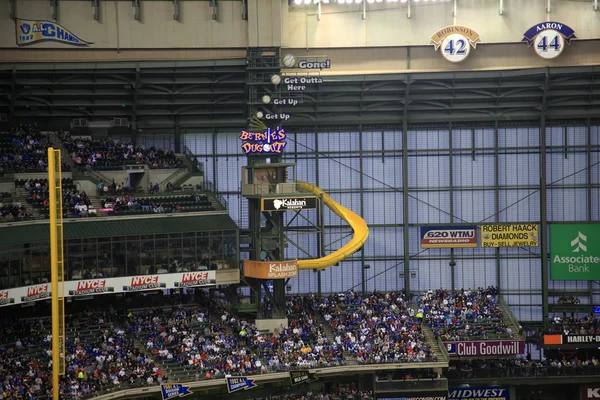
(226, 376, 257, 393)
(160, 384, 192, 400)
(290, 370, 318, 386)
(16, 18, 93, 47)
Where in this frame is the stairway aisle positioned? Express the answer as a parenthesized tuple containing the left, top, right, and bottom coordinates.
(422, 324, 448, 363)
(316, 314, 357, 365)
(46, 131, 73, 168)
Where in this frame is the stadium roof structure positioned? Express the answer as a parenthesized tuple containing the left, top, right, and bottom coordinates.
(0, 61, 599, 128)
(0, 213, 238, 246)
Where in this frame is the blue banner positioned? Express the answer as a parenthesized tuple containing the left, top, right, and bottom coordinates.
(15, 18, 93, 47)
(226, 376, 257, 393)
(449, 387, 509, 400)
(160, 384, 193, 400)
(522, 22, 576, 46)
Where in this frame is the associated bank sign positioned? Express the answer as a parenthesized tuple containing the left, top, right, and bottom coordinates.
(551, 224, 600, 280)
(16, 18, 93, 47)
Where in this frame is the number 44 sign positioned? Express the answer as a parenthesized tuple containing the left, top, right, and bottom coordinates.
(522, 22, 576, 60)
(430, 26, 481, 63)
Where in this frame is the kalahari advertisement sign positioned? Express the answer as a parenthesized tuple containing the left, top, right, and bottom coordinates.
(244, 260, 299, 279)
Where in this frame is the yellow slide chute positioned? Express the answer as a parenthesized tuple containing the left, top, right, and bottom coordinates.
(295, 181, 369, 271)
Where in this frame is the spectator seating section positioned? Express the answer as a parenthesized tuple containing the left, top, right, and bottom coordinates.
(101, 194, 215, 215)
(1, 192, 35, 223)
(0, 291, 444, 399)
(317, 291, 435, 364)
(60, 131, 183, 171)
(419, 287, 513, 341)
(16, 178, 93, 218)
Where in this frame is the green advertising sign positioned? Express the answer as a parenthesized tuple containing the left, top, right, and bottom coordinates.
(551, 224, 600, 280)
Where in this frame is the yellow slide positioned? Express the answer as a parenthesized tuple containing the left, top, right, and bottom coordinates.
(296, 181, 369, 271)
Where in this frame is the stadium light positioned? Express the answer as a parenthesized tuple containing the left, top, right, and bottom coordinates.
(294, 0, 302, 4)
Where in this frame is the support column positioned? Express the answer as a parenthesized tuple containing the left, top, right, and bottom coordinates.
(402, 76, 412, 293)
(448, 122, 456, 290)
(494, 121, 501, 290)
(540, 69, 550, 326)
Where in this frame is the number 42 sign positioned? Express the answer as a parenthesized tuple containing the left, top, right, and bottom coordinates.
(430, 26, 482, 63)
(522, 22, 576, 60)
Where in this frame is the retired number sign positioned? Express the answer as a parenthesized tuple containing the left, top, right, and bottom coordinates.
(522, 22, 576, 60)
(430, 26, 481, 63)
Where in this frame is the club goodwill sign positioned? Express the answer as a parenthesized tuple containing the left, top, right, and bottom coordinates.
(445, 340, 525, 357)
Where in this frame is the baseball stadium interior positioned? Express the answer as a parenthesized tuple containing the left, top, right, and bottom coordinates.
(1, 1, 600, 400)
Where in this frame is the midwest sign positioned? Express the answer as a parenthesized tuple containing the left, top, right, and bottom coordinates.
(449, 387, 509, 400)
(551, 224, 600, 280)
(445, 340, 525, 357)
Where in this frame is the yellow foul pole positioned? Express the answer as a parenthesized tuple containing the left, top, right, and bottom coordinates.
(48, 148, 65, 399)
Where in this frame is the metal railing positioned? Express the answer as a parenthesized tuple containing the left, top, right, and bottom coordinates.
(183, 146, 204, 173)
(446, 366, 600, 380)
(499, 295, 524, 338)
(375, 378, 447, 392)
(204, 180, 228, 210)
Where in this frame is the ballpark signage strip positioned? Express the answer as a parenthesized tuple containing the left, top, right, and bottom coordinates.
(226, 377, 257, 394)
(160, 384, 193, 400)
(543, 334, 600, 348)
(449, 387, 509, 400)
(261, 197, 318, 212)
(445, 340, 525, 357)
(289, 370, 318, 386)
(522, 22, 576, 60)
(0, 271, 216, 308)
(420, 226, 478, 248)
(244, 260, 299, 280)
(480, 224, 539, 248)
(376, 392, 448, 400)
(582, 385, 600, 400)
(429, 25, 481, 63)
(550, 224, 600, 280)
(15, 18, 93, 47)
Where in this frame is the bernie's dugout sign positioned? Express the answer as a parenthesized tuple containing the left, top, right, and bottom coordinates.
(420, 226, 478, 248)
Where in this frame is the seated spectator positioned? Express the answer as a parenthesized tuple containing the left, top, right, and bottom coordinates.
(419, 286, 507, 341)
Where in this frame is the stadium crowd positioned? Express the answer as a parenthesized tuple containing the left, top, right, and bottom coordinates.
(448, 356, 600, 379)
(0, 125, 61, 175)
(316, 291, 435, 364)
(0, 198, 34, 223)
(248, 387, 374, 400)
(0, 311, 167, 399)
(60, 132, 183, 171)
(418, 286, 512, 340)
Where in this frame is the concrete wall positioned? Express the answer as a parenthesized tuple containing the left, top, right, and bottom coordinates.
(1, 0, 598, 52)
(283, 0, 600, 48)
(284, 40, 600, 75)
(1, 0, 248, 49)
